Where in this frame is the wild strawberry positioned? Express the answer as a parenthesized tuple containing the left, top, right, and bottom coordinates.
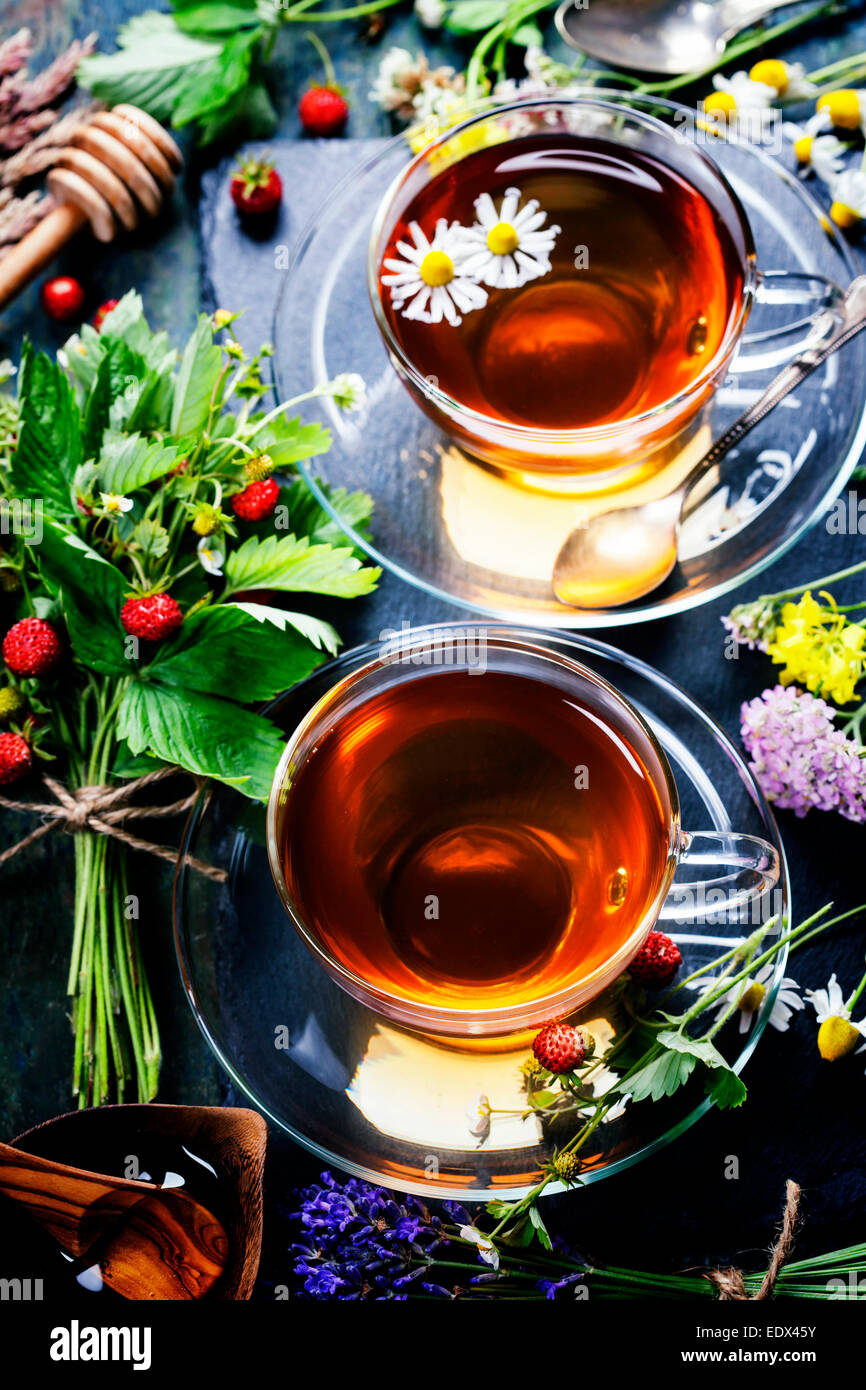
(40, 275, 85, 322)
(230, 155, 283, 218)
(120, 593, 183, 642)
(299, 86, 349, 137)
(231, 477, 279, 521)
(93, 298, 120, 331)
(628, 930, 682, 989)
(244, 451, 274, 482)
(532, 1022, 594, 1075)
(3, 617, 62, 677)
(552, 1151, 582, 1184)
(298, 33, 348, 137)
(0, 731, 31, 785)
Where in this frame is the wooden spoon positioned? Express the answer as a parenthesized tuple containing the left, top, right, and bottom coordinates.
(0, 1139, 228, 1300)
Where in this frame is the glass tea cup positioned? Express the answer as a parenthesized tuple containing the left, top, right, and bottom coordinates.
(368, 94, 842, 492)
(266, 627, 780, 1038)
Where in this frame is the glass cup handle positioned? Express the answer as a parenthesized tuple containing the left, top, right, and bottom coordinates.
(732, 269, 847, 373)
(658, 830, 781, 924)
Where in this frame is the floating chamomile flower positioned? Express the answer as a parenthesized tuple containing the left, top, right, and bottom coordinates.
(827, 168, 866, 229)
(383, 219, 487, 325)
(686, 961, 803, 1034)
(461, 187, 560, 290)
(806, 974, 866, 1061)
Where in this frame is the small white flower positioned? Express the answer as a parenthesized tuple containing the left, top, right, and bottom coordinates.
(382, 218, 487, 325)
(99, 491, 133, 515)
(197, 536, 224, 577)
(713, 71, 776, 109)
(806, 973, 866, 1062)
(414, 0, 446, 28)
(811, 89, 866, 136)
(411, 82, 467, 127)
(459, 1225, 500, 1269)
(748, 60, 815, 100)
(807, 973, 857, 1024)
(369, 47, 419, 113)
(782, 121, 847, 182)
(686, 961, 803, 1035)
(461, 186, 560, 289)
(465, 1092, 491, 1140)
(329, 372, 367, 414)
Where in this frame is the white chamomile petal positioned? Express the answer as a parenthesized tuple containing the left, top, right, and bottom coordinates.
(382, 218, 487, 325)
(463, 186, 560, 289)
(806, 973, 849, 1022)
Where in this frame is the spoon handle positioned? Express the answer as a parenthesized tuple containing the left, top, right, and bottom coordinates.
(688, 275, 866, 486)
(717, 0, 799, 38)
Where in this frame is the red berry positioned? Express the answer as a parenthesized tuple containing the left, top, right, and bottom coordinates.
(230, 157, 283, 217)
(120, 593, 183, 643)
(532, 1022, 593, 1075)
(2, 618, 62, 677)
(628, 930, 682, 989)
(0, 731, 31, 786)
(299, 86, 349, 137)
(93, 298, 120, 331)
(40, 275, 85, 322)
(230, 477, 280, 521)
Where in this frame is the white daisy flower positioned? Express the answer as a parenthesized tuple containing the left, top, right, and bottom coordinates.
(828, 168, 866, 229)
(328, 372, 367, 414)
(461, 187, 560, 289)
(686, 960, 803, 1035)
(748, 59, 815, 100)
(812, 88, 866, 135)
(369, 47, 419, 113)
(459, 1225, 500, 1269)
(382, 218, 487, 325)
(782, 121, 847, 182)
(703, 73, 780, 143)
(197, 536, 224, 577)
(99, 491, 133, 515)
(465, 1091, 491, 1140)
(806, 973, 866, 1061)
(713, 71, 776, 109)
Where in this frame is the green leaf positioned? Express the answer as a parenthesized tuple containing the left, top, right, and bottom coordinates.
(224, 533, 380, 600)
(117, 680, 284, 800)
(145, 603, 324, 701)
(98, 431, 180, 494)
(173, 0, 262, 33)
(171, 314, 223, 437)
(82, 340, 144, 459)
(195, 78, 277, 145)
(36, 523, 129, 675)
(12, 343, 81, 516)
(526, 1089, 559, 1110)
(230, 601, 341, 655)
(78, 13, 223, 123)
(173, 29, 260, 127)
(132, 519, 170, 562)
(706, 1068, 748, 1110)
(259, 416, 332, 469)
(626, 1050, 697, 1104)
(446, 0, 509, 32)
(284, 480, 374, 551)
(511, 21, 543, 46)
(656, 1029, 730, 1070)
(529, 1204, 554, 1251)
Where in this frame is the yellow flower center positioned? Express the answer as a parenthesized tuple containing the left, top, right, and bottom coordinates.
(793, 134, 813, 164)
(486, 220, 520, 255)
(738, 981, 765, 1014)
(703, 92, 737, 120)
(749, 59, 789, 94)
(817, 1015, 861, 1061)
(419, 249, 455, 286)
(817, 90, 862, 130)
(831, 201, 862, 230)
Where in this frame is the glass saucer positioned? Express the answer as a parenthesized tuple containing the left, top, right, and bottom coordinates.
(272, 93, 865, 629)
(173, 627, 790, 1199)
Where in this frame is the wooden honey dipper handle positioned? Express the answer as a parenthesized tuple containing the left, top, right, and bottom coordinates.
(0, 203, 87, 311)
(0, 104, 182, 313)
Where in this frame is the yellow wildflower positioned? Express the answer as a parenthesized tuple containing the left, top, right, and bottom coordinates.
(765, 591, 866, 705)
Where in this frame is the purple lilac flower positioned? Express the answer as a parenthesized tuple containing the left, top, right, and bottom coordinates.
(741, 685, 866, 822)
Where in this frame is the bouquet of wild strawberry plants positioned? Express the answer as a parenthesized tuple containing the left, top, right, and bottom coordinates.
(0, 292, 379, 1107)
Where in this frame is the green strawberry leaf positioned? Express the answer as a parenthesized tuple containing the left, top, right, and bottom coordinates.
(36, 522, 129, 675)
(145, 603, 324, 700)
(78, 13, 223, 124)
(229, 600, 341, 655)
(98, 431, 180, 494)
(173, 0, 262, 32)
(706, 1067, 748, 1110)
(171, 314, 223, 437)
(11, 343, 81, 516)
(528, 1204, 554, 1250)
(284, 480, 374, 551)
(82, 340, 145, 459)
(626, 1049, 697, 1103)
(118, 680, 284, 800)
(224, 533, 380, 599)
(195, 78, 277, 146)
(446, 0, 509, 33)
(257, 416, 332, 469)
(172, 29, 260, 127)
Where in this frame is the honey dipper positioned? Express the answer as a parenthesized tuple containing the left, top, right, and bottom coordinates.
(0, 103, 182, 312)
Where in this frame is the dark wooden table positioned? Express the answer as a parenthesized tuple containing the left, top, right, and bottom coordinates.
(1, 0, 865, 1295)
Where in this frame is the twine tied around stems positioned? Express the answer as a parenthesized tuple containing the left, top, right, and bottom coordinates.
(0, 765, 227, 882)
(704, 1181, 801, 1300)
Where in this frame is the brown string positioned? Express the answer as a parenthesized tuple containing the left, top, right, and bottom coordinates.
(0, 766, 227, 882)
(704, 1181, 801, 1300)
